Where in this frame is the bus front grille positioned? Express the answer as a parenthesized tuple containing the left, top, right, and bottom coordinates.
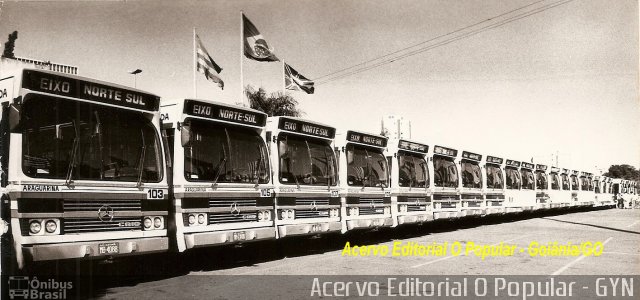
(63, 217, 142, 234)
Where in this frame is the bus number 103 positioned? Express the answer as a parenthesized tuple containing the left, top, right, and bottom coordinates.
(147, 189, 164, 199)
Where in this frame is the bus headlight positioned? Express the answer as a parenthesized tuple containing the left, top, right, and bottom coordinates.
(188, 214, 196, 225)
(29, 220, 42, 235)
(144, 217, 153, 229)
(398, 205, 407, 213)
(349, 207, 359, 216)
(280, 210, 287, 220)
(45, 219, 58, 233)
(287, 209, 295, 220)
(154, 216, 164, 229)
(197, 214, 206, 225)
(258, 210, 271, 221)
(385, 206, 392, 215)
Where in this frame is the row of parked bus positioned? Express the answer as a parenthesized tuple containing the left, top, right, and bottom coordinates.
(1, 68, 637, 269)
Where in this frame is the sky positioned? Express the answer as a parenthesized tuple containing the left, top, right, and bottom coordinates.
(0, 0, 637, 173)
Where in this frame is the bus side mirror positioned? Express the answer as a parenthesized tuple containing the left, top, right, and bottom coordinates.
(8, 103, 21, 131)
(181, 124, 191, 147)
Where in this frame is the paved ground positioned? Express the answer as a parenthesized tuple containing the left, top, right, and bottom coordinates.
(14, 207, 640, 299)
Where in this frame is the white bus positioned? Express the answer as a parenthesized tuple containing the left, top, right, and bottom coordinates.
(483, 155, 505, 214)
(519, 162, 536, 211)
(503, 160, 523, 213)
(337, 130, 392, 231)
(535, 164, 550, 209)
(431, 145, 461, 219)
(459, 151, 484, 216)
(385, 139, 432, 226)
(266, 117, 341, 237)
(569, 170, 580, 206)
(161, 99, 275, 251)
(577, 172, 595, 207)
(1, 68, 169, 270)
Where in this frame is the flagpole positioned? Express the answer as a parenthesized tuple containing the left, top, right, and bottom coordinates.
(193, 27, 197, 98)
(240, 10, 245, 106)
(282, 60, 286, 96)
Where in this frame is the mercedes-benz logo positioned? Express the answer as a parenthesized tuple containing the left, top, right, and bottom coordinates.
(98, 205, 114, 222)
(311, 201, 317, 211)
(370, 199, 376, 209)
(230, 202, 240, 216)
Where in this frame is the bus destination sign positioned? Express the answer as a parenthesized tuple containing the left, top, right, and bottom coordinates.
(521, 162, 535, 169)
(536, 164, 548, 171)
(347, 131, 387, 147)
(462, 151, 482, 161)
(433, 145, 458, 157)
(278, 117, 335, 139)
(398, 140, 428, 153)
(22, 70, 159, 111)
(506, 160, 521, 167)
(184, 100, 267, 127)
(486, 156, 503, 164)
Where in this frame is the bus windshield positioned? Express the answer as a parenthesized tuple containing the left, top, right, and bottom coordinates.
(536, 171, 548, 190)
(278, 134, 337, 186)
(570, 175, 579, 190)
(433, 156, 458, 188)
(505, 167, 521, 190)
(561, 174, 570, 190)
(486, 164, 504, 189)
(397, 151, 429, 188)
(346, 144, 388, 187)
(550, 173, 560, 190)
(21, 95, 162, 182)
(521, 169, 534, 190)
(461, 160, 482, 188)
(184, 119, 269, 183)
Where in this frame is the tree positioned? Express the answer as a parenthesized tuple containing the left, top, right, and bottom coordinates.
(604, 164, 640, 180)
(2, 31, 18, 59)
(244, 85, 303, 117)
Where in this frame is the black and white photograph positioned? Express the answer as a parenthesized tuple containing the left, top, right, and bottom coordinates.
(0, 0, 638, 299)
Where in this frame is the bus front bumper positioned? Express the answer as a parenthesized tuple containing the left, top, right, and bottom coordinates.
(278, 221, 341, 238)
(346, 217, 393, 230)
(184, 227, 276, 249)
(22, 237, 169, 262)
(397, 213, 433, 225)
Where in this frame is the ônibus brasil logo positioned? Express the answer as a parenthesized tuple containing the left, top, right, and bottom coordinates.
(7, 276, 73, 299)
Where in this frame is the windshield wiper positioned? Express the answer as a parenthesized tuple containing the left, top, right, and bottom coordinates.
(136, 128, 147, 188)
(65, 120, 80, 187)
(211, 147, 227, 189)
(323, 147, 332, 191)
(362, 149, 371, 191)
(282, 136, 300, 189)
(94, 111, 105, 180)
(408, 156, 415, 191)
(420, 162, 428, 192)
(254, 144, 264, 189)
(288, 156, 300, 189)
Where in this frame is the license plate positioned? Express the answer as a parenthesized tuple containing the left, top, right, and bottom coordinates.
(311, 224, 321, 232)
(233, 231, 246, 241)
(98, 242, 119, 255)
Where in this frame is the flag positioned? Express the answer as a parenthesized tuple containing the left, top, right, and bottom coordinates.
(195, 34, 224, 89)
(284, 63, 314, 94)
(243, 14, 279, 62)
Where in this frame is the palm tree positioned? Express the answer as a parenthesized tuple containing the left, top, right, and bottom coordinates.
(244, 85, 303, 117)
